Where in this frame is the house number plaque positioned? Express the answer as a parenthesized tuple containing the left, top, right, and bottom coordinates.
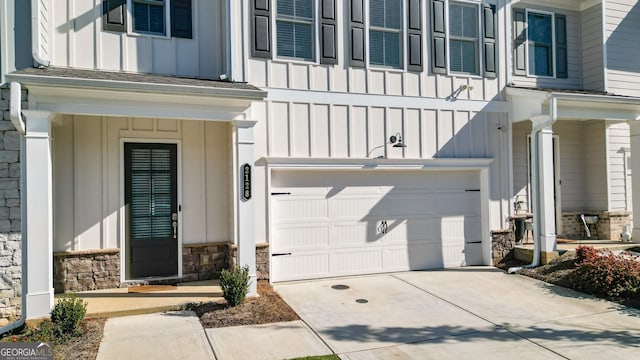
(242, 164, 251, 200)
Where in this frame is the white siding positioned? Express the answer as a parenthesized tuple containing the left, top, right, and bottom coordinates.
(246, 1, 502, 102)
(605, 0, 640, 96)
(608, 122, 631, 210)
(584, 121, 608, 210)
(49, 0, 224, 78)
(512, 121, 531, 211)
(511, 5, 583, 89)
(554, 121, 585, 211)
(512, 120, 613, 212)
(581, 4, 605, 91)
(52, 116, 232, 252)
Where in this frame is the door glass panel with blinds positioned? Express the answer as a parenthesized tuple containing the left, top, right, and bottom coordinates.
(449, 2, 479, 74)
(125, 143, 178, 279)
(369, 0, 402, 68)
(277, 0, 314, 60)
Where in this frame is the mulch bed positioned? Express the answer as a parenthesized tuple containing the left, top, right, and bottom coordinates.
(53, 318, 106, 360)
(189, 280, 300, 328)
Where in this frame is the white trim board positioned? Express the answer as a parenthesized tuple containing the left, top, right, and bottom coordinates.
(265, 88, 509, 112)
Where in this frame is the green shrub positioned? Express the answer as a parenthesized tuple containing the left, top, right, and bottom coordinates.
(220, 265, 250, 307)
(572, 248, 640, 299)
(50, 293, 87, 340)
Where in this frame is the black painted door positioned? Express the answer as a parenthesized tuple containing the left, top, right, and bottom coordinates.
(125, 143, 178, 279)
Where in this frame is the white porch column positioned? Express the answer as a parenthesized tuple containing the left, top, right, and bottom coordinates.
(233, 120, 257, 296)
(630, 121, 640, 242)
(533, 124, 557, 253)
(22, 110, 54, 319)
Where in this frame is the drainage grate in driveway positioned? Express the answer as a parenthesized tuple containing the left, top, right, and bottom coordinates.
(355, 299, 368, 304)
(331, 284, 350, 290)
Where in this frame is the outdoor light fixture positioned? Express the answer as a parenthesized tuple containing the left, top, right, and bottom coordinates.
(389, 133, 407, 148)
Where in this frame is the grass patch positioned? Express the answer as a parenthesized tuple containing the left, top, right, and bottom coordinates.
(289, 355, 341, 360)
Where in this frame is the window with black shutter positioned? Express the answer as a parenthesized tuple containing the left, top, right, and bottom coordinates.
(103, 0, 192, 39)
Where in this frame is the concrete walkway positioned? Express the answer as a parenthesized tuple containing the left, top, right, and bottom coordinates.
(97, 269, 640, 359)
(276, 267, 640, 359)
(97, 311, 215, 360)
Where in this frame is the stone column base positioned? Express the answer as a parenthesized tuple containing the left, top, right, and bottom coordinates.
(53, 249, 120, 293)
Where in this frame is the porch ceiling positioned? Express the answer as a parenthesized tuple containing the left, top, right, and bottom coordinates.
(507, 86, 640, 123)
(6, 67, 267, 121)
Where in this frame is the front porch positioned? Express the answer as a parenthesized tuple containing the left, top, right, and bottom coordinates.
(6, 67, 267, 319)
(506, 86, 640, 264)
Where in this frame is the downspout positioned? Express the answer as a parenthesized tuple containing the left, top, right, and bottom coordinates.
(31, 0, 50, 67)
(0, 82, 27, 334)
(509, 95, 558, 273)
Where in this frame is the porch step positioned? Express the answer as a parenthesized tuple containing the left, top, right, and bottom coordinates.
(57, 279, 223, 319)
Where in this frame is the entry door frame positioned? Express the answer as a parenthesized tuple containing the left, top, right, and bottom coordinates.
(119, 138, 183, 283)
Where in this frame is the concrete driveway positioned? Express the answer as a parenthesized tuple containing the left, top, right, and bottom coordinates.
(275, 267, 640, 359)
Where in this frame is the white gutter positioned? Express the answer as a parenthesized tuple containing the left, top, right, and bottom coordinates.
(0, 82, 27, 335)
(31, 0, 50, 67)
(509, 95, 558, 273)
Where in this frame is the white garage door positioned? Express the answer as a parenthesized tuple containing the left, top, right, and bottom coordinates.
(270, 170, 485, 282)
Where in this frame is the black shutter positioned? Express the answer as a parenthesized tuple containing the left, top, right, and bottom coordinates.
(103, 0, 126, 32)
(513, 8, 526, 75)
(320, 0, 338, 64)
(349, 0, 365, 67)
(171, 0, 192, 39)
(252, 0, 272, 58)
(483, 4, 496, 78)
(431, 0, 446, 74)
(407, 0, 423, 72)
(555, 14, 567, 78)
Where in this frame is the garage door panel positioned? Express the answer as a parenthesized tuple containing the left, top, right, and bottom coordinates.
(270, 170, 485, 282)
(272, 252, 329, 281)
(272, 198, 327, 222)
(330, 248, 383, 274)
(272, 225, 329, 252)
(331, 222, 380, 246)
(329, 196, 384, 219)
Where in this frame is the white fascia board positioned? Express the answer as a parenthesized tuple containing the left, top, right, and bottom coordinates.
(261, 157, 494, 171)
(6, 73, 267, 100)
(517, 0, 583, 11)
(266, 88, 510, 113)
(24, 84, 256, 121)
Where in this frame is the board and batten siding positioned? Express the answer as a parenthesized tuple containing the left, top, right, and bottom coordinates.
(511, 121, 531, 212)
(51, 115, 232, 252)
(554, 121, 586, 211)
(257, 100, 510, 230)
(581, 3, 605, 91)
(584, 121, 609, 210)
(246, 0, 502, 102)
(512, 120, 611, 213)
(49, 0, 224, 78)
(511, 4, 582, 89)
(607, 122, 631, 210)
(605, 0, 640, 96)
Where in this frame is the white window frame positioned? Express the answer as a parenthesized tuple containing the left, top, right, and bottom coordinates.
(524, 9, 556, 78)
(273, 0, 318, 63)
(128, 0, 171, 39)
(445, 0, 482, 76)
(367, 0, 405, 69)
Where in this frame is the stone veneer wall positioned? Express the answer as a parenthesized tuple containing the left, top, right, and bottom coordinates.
(182, 242, 229, 281)
(228, 242, 270, 280)
(0, 86, 26, 325)
(491, 229, 515, 266)
(53, 249, 120, 293)
(560, 210, 632, 240)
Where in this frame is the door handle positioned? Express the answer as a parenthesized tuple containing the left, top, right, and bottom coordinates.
(172, 213, 178, 239)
